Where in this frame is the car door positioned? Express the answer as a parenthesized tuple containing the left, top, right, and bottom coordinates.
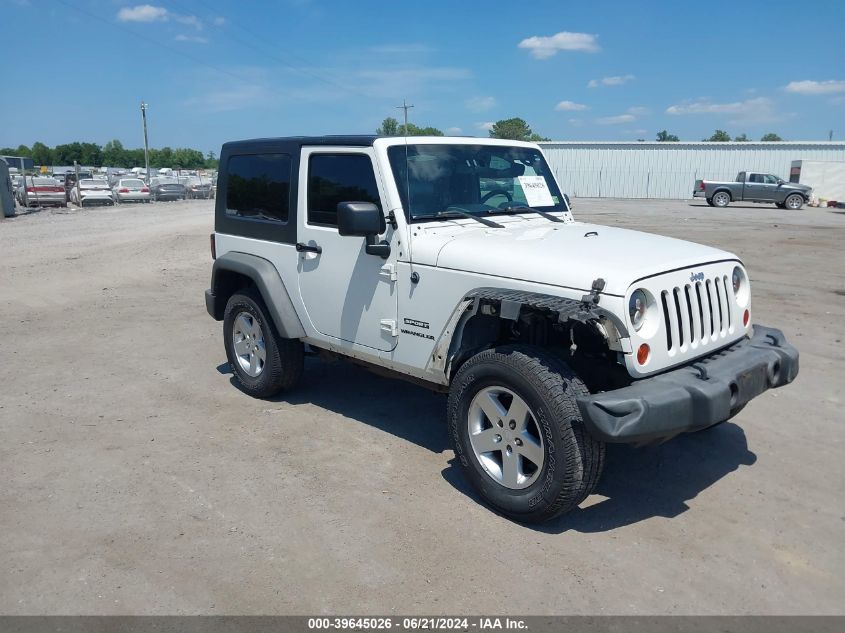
(296, 147, 399, 352)
(745, 173, 776, 201)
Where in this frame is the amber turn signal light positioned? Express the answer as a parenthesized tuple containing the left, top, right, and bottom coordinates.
(637, 343, 650, 365)
(743, 309, 750, 326)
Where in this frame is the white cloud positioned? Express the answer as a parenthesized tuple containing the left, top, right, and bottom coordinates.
(784, 80, 845, 95)
(175, 14, 203, 29)
(117, 5, 204, 29)
(117, 4, 168, 22)
(476, 121, 495, 131)
(446, 127, 463, 135)
(212, 16, 227, 26)
(665, 97, 779, 123)
(595, 106, 647, 125)
(568, 118, 584, 127)
(588, 74, 634, 88)
(175, 34, 208, 43)
(596, 114, 636, 125)
(555, 100, 588, 111)
(518, 31, 600, 59)
(466, 96, 496, 112)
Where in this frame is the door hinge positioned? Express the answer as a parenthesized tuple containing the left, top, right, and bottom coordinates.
(380, 319, 398, 337)
(379, 263, 398, 282)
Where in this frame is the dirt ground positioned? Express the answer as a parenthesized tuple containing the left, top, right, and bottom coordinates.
(1, 198, 843, 615)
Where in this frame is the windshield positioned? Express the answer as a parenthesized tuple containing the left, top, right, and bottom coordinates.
(80, 179, 107, 188)
(387, 144, 567, 222)
(121, 179, 144, 187)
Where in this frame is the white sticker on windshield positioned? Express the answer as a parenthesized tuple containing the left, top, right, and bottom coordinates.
(518, 175, 555, 208)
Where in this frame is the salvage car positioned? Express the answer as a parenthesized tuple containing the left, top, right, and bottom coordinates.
(149, 177, 186, 201)
(69, 179, 115, 206)
(112, 178, 150, 203)
(205, 136, 799, 523)
(15, 176, 66, 207)
(694, 171, 811, 209)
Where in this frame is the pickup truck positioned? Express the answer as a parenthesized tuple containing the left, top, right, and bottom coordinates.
(694, 171, 811, 210)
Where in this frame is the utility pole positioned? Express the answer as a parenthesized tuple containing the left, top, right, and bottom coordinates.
(396, 99, 414, 134)
(141, 101, 151, 186)
(829, 130, 834, 142)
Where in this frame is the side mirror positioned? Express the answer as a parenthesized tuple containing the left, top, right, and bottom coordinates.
(336, 201, 390, 259)
(337, 201, 385, 236)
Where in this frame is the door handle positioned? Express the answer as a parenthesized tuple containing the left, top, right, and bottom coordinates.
(296, 242, 322, 254)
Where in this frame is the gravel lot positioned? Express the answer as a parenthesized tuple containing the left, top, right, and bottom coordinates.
(1, 198, 843, 615)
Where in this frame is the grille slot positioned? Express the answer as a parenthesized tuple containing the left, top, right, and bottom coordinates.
(660, 273, 734, 353)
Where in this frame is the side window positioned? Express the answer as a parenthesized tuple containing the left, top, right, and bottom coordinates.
(763, 174, 778, 184)
(748, 173, 763, 183)
(307, 154, 380, 227)
(225, 153, 291, 222)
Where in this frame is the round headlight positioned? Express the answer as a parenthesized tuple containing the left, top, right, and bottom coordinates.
(629, 289, 648, 331)
(731, 266, 750, 308)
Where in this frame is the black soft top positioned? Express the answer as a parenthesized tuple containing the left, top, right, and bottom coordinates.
(221, 135, 378, 152)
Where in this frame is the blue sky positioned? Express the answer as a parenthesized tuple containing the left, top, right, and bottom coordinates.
(2, 0, 844, 154)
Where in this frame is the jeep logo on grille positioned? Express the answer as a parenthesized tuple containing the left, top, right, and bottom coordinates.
(690, 271, 705, 282)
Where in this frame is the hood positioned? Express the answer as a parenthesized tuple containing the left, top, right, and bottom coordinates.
(414, 219, 737, 296)
(784, 182, 812, 192)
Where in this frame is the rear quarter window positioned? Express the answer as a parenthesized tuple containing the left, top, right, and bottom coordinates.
(225, 153, 291, 223)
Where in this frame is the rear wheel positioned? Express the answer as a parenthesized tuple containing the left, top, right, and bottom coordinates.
(712, 191, 731, 208)
(784, 194, 804, 210)
(223, 287, 303, 398)
(448, 345, 604, 523)
(706, 198, 715, 207)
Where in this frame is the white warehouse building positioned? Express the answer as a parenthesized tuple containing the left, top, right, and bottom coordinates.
(539, 141, 845, 199)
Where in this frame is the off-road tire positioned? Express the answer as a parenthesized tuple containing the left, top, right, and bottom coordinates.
(447, 345, 605, 523)
(712, 190, 731, 208)
(223, 287, 303, 398)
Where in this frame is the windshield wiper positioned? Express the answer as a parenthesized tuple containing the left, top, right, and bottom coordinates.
(490, 205, 565, 223)
(415, 208, 504, 228)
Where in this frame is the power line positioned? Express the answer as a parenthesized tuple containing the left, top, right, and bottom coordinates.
(166, 0, 377, 100)
(54, 0, 339, 109)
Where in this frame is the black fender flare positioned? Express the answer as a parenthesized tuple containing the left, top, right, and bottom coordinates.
(206, 251, 306, 339)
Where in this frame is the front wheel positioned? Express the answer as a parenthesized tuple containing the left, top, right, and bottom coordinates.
(712, 191, 731, 208)
(784, 194, 804, 210)
(223, 287, 304, 398)
(448, 345, 605, 523)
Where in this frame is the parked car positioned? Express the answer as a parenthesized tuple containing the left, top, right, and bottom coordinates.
(15, 176, 67, 207)
(69, 179, 115, 206)
(112, 178, 150, 203)
(179, 176, 213, 199)
(63, 171, 94, 201)
(694, 172, 811, 209)
(149, 177, 186, 201)
(205, 135, 799, 523)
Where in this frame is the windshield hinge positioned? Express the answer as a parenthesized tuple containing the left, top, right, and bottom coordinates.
(379, 263, 398, 282)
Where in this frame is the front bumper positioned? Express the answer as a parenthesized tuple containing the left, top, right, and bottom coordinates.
(577, 325, 798, 443)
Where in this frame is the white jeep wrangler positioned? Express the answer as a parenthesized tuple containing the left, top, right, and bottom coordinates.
(205, 135, 799, 523)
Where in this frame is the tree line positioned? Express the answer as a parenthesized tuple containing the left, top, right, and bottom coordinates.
(377, 118, 785, 144)
(0, 140, 218, 169)
(656, 130, 783, 142)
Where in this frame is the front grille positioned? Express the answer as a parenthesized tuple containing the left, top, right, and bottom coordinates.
(661, 275, 733, 353)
